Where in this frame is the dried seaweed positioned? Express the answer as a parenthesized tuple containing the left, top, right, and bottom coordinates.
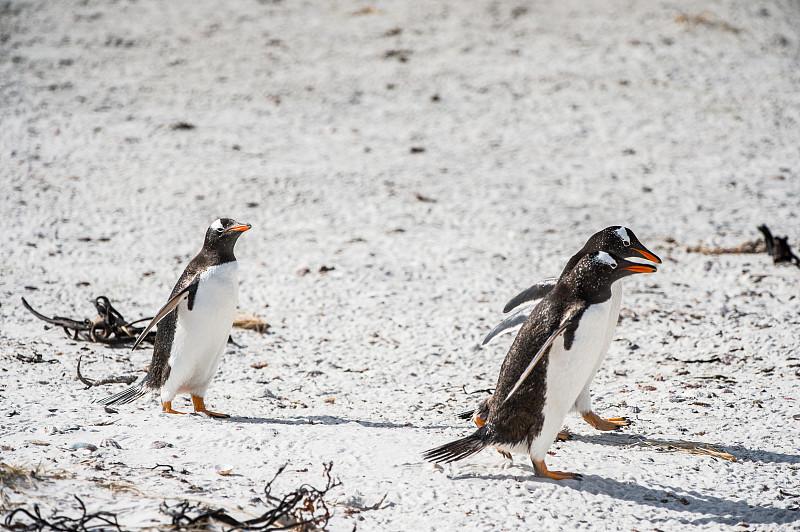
(75, 356, 137, 389)
(758, 224, 800, 267)
(685, 240, 765, 255)
(674, 11, 742, 34)
(3, 495, 123, 532)
(628, 436, 736, 462)
(21, 297, 155, 346)
(684, 225, 800, 269)
(2, 463, 340, 532)
(161, 462, 340, 531)
(233, 312, 270, 334)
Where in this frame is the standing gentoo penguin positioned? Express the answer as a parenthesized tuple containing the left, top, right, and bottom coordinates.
(97, 218, 250, 417)
(470, 226, 660, 434)
(425, 252, 657, 479)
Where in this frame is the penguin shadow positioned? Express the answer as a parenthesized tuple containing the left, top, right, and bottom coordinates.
(565, 431, 800, 466)
(449, 466, 796, 527)
(225, 414, 453, 431)
(562, 473, 797, 527)
(448, 433, 799, 527)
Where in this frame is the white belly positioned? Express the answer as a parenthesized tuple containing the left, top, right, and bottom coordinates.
(530, 298, 614, 460)
(162, 262, 238, 401)
(571, 283, 622, 413)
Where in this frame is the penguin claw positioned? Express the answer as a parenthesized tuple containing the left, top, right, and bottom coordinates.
(495, 448, 512, 460)
(556, 430, 572, 441)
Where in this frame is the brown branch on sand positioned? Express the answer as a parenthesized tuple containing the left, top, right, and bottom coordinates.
(76, 356, 138, 389)
(674, 12, 742, 34)
(628, 436, 736, 462)
(685, 240, 765, 255)
(233, 311, 270, 333)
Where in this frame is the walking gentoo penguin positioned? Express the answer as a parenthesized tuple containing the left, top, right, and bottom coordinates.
(470, 226, 660, 434)
(425, 251, 657, 480)
(97, 218, 250, 417)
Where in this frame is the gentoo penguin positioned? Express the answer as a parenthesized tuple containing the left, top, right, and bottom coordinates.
(470, 226, 660, 434)
(425, 251, 657, 480)
(97, 218, 250, 417)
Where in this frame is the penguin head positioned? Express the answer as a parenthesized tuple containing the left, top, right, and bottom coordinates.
(571, 251, 657, 300)
(585, 226, 662, 264)
(203, 218, 251, 256)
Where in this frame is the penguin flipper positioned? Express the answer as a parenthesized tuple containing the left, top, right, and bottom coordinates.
(502, 312, 577, 405)
(423, 425, 493, 463)
(502, 278, 558, 313)
(131, 281, 199, 351)
(482, 306, 533, 345)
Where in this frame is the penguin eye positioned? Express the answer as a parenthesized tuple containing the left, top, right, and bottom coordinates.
(215, 227, 224, 234)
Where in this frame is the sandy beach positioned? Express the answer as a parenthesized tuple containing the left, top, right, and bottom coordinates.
(2, 1, 800, 530)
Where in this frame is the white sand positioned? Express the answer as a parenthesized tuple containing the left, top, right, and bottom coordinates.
(2, 0, 800, 529)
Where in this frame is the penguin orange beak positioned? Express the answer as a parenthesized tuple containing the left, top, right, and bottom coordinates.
(622, 264, 657, 274)
(226, 224, 251, 233)
(632, 247, 661, 264)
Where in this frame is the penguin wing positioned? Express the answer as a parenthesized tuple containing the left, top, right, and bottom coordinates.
(131, 281, 200, 351)
(482, 306, 534, 345)
(502, 311, 578, 405)
(501, 278, 558, 313)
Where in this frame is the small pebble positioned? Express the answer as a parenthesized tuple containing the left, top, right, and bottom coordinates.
(629, 406, 641, 413)
(150, 441, 173, 449)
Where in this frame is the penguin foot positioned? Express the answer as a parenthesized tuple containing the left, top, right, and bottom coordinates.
(474, 415, 486, 428)
(531, 459, 581, 481)
(582, 411, 628, 431)
(556, 430, 572, 441)
(162, 401, 187, 415)
(191, 396, 229, 419)
(496, 448, 512, 460)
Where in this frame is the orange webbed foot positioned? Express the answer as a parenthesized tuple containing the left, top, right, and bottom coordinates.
(582, 411, 629, 431)
(162, 401, 187, 415)
(191, 396, 229, 418)
(556, 430, 572, 442)
(532, 459, 582, 481)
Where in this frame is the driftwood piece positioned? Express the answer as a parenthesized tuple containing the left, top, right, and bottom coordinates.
(685, 240, 765, 255)
(21, 296, 155, 346)
(76, 356, 138, 389)
(758, 224, 800, 267)
(233, 311, 270, 333)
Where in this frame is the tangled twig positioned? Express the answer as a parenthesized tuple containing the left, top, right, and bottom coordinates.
(3, 495, 124, 532)
(161, 462, 340, 531)
(758, 224, 800, 267)
(76, 356, 138, 389)
(21, 296, 155, 346)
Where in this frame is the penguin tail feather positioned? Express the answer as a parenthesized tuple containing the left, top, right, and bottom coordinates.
(423, 426, 494, 464)
(457, 409, 475, 420)
(95, 378, 150, 406)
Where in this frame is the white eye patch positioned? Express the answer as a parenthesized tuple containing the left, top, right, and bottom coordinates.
(210, 219, 224, 231)
(614, 227, 630, 245)
(595, 251, 617, 268)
